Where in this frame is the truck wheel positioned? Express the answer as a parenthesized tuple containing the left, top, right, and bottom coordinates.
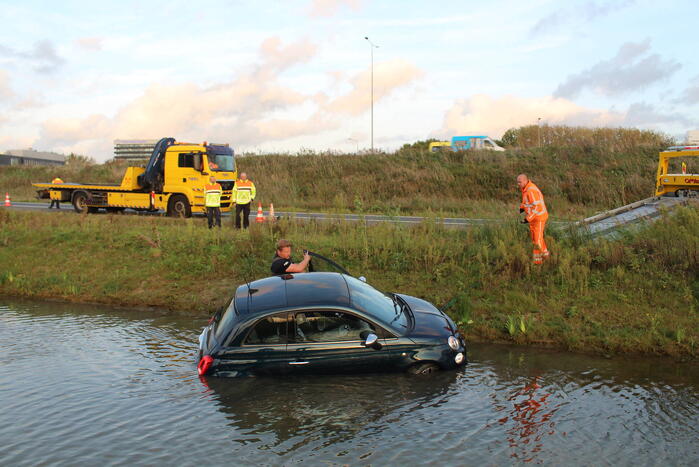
(72, 191, 89, 214)
(167, 195, 191, 218)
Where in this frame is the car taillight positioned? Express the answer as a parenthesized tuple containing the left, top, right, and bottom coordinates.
(198, 355, 214, 376)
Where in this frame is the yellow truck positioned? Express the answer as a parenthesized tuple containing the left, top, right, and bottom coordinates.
(655, 145, 699, 197)
(34, 137, 237, 217)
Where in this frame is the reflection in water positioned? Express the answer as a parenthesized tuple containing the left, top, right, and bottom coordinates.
(0, 298, 698, 466)
(203, 371, 459, 453)
(495, 376, 561, 463)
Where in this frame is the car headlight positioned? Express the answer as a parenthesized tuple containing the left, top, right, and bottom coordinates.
(448, 335, 459, 351)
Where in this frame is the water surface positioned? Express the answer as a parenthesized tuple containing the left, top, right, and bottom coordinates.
(1, 299, 697, 465)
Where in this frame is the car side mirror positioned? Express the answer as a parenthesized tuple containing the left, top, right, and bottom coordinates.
(364, 333, 381, 350)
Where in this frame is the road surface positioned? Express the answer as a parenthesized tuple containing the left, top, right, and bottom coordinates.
(3, 201, 504, 227)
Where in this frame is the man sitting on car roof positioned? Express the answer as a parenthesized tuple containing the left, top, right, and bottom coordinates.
(271, 239, 312, 275)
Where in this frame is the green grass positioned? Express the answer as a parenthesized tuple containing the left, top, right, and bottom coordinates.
(0, 205, 696, 357)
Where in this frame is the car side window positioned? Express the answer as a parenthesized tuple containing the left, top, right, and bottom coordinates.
(294, 311, 376, 343)
(244, 313, 288, 345)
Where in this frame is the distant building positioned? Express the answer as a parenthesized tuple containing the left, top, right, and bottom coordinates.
(0, 148, 65, 166)
(114, 139, 158, 163)
(687, 130, 699, 145)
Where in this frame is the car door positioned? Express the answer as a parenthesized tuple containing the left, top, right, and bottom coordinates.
(285, 310, 391, 375)
(216, 312, 292, 376)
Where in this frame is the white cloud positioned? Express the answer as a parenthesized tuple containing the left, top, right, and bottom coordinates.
(437, 94, 622, 138)
(437, 94, 695, 139)
(34, 37, 422, 160)
(530, 0, 636, 36)
(74, 37, 103, 52)
(308, 0, 362, 17)
(326, 59, 424, 115)
(678, 75, 699, 105)
(0, 40, 65, 73)
(554, 39, 681, 98)
(0, 69, 14, 100)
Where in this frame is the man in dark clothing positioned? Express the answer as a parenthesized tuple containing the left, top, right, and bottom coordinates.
(271, 239, 311, 275)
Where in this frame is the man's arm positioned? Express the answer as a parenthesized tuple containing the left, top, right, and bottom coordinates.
(285, 252, 312, 273)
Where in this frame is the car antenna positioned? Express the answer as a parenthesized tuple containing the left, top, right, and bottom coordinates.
(439, 292, 462, 313)
(243, 274, 259, 296)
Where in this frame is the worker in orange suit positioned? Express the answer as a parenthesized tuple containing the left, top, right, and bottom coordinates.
(49, 176, 64, 209)
(517, 174, 549, 264)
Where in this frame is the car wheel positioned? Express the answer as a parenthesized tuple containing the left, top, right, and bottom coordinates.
(407, 362, 440, 376)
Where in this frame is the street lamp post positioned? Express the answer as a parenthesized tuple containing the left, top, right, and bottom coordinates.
(364, 36, 379, 153)
(537, 117, 542, 148)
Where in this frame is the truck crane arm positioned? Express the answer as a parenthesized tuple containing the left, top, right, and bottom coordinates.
(138, 137, 175, 191)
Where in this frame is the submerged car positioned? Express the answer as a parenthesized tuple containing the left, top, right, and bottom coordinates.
(197, 268, 467, 378)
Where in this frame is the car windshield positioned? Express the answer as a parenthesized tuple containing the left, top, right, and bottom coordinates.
(214, 300, 237, 341)
(344, 275, 408, 333)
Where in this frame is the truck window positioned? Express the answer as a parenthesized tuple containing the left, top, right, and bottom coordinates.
(178, 152, 197, 168)
(209, 153, 235, 172)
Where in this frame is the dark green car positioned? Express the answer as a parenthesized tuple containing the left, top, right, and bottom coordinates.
(197, 272, 467, 377)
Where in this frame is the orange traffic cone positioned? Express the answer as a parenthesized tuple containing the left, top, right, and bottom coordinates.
(268, 203, 276, 222)
(255, 202, 265, 223)
(4, 192, 11, 207)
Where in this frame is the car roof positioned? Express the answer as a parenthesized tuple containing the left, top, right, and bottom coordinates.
(234, 272, 351, 315)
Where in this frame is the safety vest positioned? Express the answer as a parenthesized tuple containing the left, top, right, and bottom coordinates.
(233, 179, 256, 205)
(52, 178, 63, 184)
(520, 181, 548, 222)
(204, 183, 222, 208)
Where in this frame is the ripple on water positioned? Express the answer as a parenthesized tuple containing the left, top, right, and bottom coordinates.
(0, 299, 698, 466)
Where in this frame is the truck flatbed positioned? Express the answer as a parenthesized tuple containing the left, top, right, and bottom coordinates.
(577, 196, 693, 238)
(34, 182, 123, 190)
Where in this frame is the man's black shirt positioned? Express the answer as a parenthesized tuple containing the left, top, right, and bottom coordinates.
(271, 254, 293, 275)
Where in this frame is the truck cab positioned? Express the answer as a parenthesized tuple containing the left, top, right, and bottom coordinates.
(161, 143, 236, 216)
(655, 146, 699, 197)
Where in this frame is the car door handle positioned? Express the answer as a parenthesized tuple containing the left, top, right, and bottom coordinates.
(289, 361, 309, 365)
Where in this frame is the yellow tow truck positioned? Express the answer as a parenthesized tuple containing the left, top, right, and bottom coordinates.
(655, 145, 699, 197)
(33, 137, 237, 217)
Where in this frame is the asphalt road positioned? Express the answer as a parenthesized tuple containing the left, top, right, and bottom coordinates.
(3, 201, 502, 227)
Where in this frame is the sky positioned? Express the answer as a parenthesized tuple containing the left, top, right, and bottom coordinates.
(0, 0, 697, 161)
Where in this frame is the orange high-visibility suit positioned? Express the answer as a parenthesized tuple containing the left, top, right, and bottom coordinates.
(520, 181, 549, 264)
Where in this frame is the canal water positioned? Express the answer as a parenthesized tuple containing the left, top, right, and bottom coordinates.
(1, 298, 697, 466)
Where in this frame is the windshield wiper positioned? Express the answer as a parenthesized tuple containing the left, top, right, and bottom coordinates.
(388, 293, 401, 315)
(388, 293, 410, 327)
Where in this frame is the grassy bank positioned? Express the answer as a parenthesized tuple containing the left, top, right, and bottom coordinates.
(0, 208, 696, 357)
(0, 126, 674, 219)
